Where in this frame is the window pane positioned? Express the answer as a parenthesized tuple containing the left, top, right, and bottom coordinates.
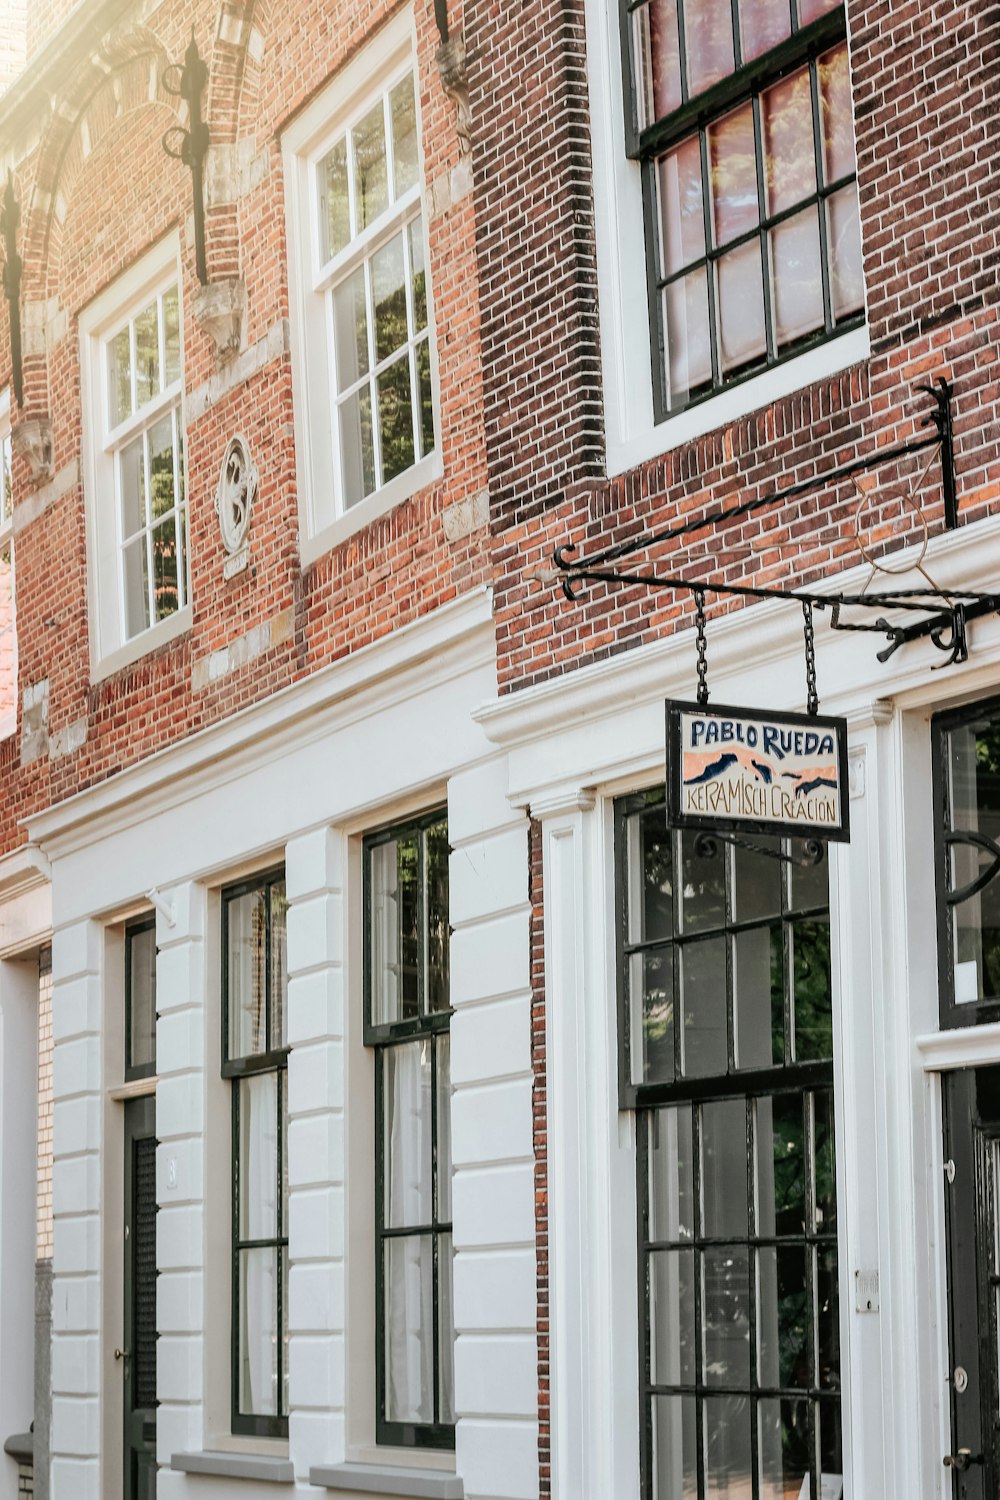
(684, 0, 736, 98)
(377, 355, 415, 483)
(664, 268, 712, 409)
(770, 205, 825, 348)
(709, 103, 759, 247)
(947, 717, 1000, 1004)
(813, 1087, 837, 1233)
(339, 387, 376, 506)
(649, 1105, 695, 1242)
(239, 1072, 279, 1240)
(120, 435, 146, 539)
(827, 186, 864, 320)
(320, 136, 351, 261)
(333, 266, 370, 391)
(128, 924, 157, 1074)
(816, 1244, 840, 1389)
(651, 1249, 696, 1384)
(628, 808, 674, 945)
(799, 0, 839, 23)
(789, 843, 827, 912)
(734, 925, 782, 1069)
(416, 340, 435, 460)
(717, 238, 767, 373)
(353, 100, 390, 231)
(733, 840, 781, 923)
(238, 1247, 279, 1416)
(425, 819, 450, 1014)
(109, 324, 133, 425)
(408, 219, 428, 331)
(759, 1398, 810, 1500)
(151, 516, 179, 624)
(680, 937, 727, 1077)
(702, 1098, 749, 1239)
(791, 917, 832, 1060)
(738, 0, 790, 62)
(436, 1035, 452, 1220)
(370, 835, 420, 1026)
(438, 1232, 455, 1423)
(763, 66, 817, 218)
(818, 1397, 843, 1489)
(820, 44, 855, 185)
(703, 1246, 751, 1388)
(658, 137, 706, 277)
(122, 536, 150, 639)
(148, 413, 176, 520)
(756, 1093, 805, 1237)
(642, 0, 683, 126)
(134, 300, 160, 409)
(391, 75, 419, 197)
(270, 883, 288, 1049)
(163, 286, 181, 386)
(704, 1395, 752, 1499)
(757, 1245, 809, 1387)
(372, 233, 409, 363)
(384, 1234, 434, 1424)
(651, 1393, 697, 1500)
(228, 888, 268, 1057)
(384, 1041, 433, 1229)
(632, 948, 675, 1085)
(679, 831, 726, 933)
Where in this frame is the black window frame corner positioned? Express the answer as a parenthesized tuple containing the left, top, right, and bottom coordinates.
(124, 911, 158, 1084)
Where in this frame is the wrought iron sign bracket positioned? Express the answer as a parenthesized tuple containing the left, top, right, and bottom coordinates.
(1, 172, 24, 408)
(693, 829, 825, 869)
(163, 31, 210, 286)
(554, 378, 996, 676)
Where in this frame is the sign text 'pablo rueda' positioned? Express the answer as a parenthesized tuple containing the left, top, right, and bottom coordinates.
(666, 700, 851, 842)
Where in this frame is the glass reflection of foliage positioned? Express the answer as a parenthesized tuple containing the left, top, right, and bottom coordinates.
(944, 713, 1000, 1007)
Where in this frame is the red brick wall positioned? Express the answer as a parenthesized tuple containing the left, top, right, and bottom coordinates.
(0, 0, 489, 852)
(466, 0, 1000, 695)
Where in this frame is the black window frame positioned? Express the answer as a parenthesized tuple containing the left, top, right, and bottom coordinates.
(615, 787, 842, 1500)
(221, 867, 290, 1441)
(124, 913, 157, 1083)
(932, 692, 1000, 1032)
(363, 808, 455, 1452)
(620, 0, 863, 423)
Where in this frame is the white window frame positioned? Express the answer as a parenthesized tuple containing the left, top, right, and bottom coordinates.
(0, 387, 16, 739)
(79, 235, 191, 680)
(584, 0, 870, 477)
(283, 7, 443, 568)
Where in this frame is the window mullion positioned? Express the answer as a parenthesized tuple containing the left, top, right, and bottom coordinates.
(143, 427, 155, 629)
(676, 0, 690, 106)
(693, 1101, 706, 1499)
(751, 93, 776, 364)
(365, 257, 382, 491)
(698, 131, 722, 392)
(809, 57, 835, 333)
(730, 0, 743, 70)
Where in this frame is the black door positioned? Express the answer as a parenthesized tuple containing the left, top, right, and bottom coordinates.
(123, 1095, 157, 1500)
(943, 1066, 1000, 1498)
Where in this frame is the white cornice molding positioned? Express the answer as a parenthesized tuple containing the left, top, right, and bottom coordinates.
(917, 1023, 1000, 1071)
(27, 587, 494, 858)
(0, 843, 51, 900)
(474, 513, 1000, 754)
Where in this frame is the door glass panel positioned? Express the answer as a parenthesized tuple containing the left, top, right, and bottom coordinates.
(651, 1393, 698, 1500)
(384, 1040, 433, 1229)
(942, 712, 1000, 1006)
(127, 922, 157, 1075)
(703, 1395, 752, 1498)
(702, 1098, 749, 1239)
(633, 947, 675, 1085)
(681, 938, 727, 1077)
(650, 1105, 696, 1242)
(384, 1234, 434, 1423)
(703, 1246, 751, 1387)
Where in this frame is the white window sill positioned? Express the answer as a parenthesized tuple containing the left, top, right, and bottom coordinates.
(171, 1450, 293, 1483)
(309, 1462, 463, 1498)
(91, 606, 192, 684)
(607, 324, 871, 479)
(301, 451, 443, 570)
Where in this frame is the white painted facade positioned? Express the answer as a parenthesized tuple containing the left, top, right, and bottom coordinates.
(1, 511, 999, 1497)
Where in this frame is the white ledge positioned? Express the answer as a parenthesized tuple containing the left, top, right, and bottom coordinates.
(916, 1023, 1000, 1071)
(171, 1450, 294, 1483)
(309, 1463, 464, 1498)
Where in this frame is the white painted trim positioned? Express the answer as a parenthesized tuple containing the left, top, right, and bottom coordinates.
(26, 586, 494, 856)
(916, 1023, 1000, 1071)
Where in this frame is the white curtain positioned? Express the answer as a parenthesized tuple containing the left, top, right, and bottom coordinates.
(241, 1072, 278, 1415)
(385, 1041, 433, 1423)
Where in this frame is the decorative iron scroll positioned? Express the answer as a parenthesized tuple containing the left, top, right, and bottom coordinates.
(162, 32, 210, 286)
(554, 379, 998, 672)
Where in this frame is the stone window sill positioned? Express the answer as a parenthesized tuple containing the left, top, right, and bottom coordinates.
(171, 1451, 294, 1483)
(309, 1462, 464, 1498)
(3, 1433, 32, 1464)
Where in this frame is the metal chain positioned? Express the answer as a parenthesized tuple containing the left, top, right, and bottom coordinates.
(803, 600, 819, 716)
(694, 588, 709, 707)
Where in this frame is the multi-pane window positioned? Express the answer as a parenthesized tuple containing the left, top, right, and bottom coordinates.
(125, 915, 157, 1081)
(625, 0, 863, 416)
(364, 811, 454, 1449)
(222, 871, 289, 1438)
(103, 283, 187, 640)
(617, 789, 841, 1500)
(315, 67, 435, 509)
(934, 696, 1000, 1025)
(0, 408, 14, 726)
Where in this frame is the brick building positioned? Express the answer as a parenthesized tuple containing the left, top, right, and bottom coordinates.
(0, 1, 998, 1499)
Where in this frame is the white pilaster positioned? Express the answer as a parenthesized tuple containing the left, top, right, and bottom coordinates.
(285, 827, 347, 1479)
(448, 759, 537, 1500)
(49, 919, 103, 1500)
(0, 955, 38, 1500)
(155, 883, 208, 1469)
